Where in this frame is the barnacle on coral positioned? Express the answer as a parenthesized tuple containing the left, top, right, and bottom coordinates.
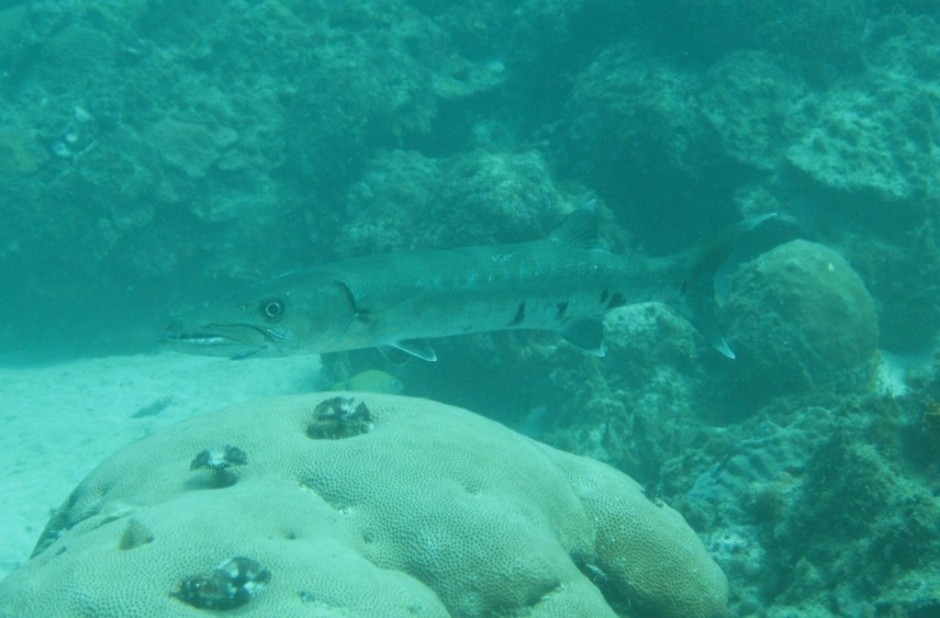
(190, 445, 247, 487)
(118, 517, 154, 551)
(306, 396, 373, 439)
(174, 556, 270, 610)
(190, 445, 247, 471)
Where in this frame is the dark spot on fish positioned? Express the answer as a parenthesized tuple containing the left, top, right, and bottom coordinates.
(606, 292, 626, 309)
(461, 324, 474, 333)
(509, 301, 526, 327)
(600, 289, 609, 304)
(556, 302, 569, 320)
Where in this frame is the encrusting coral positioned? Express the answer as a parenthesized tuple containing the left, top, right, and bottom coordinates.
(0, 393, 727, 617)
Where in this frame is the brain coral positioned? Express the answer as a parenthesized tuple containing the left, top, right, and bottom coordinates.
(0, 393, 726, 618)
(720, 239, 879, 404)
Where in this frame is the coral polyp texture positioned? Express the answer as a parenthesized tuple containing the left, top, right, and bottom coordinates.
(0, 393, 726, 618)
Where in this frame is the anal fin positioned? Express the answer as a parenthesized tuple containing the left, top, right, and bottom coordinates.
(559, 317, 607, 357)
(379, 339, 438, 363)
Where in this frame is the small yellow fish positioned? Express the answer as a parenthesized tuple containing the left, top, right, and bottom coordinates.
(331, 369, 405, 394)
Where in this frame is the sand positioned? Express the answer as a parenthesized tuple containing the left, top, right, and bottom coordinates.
(0, 352, 319, 580)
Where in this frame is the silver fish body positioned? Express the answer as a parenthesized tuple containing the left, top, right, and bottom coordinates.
(164, 207, 771, 361)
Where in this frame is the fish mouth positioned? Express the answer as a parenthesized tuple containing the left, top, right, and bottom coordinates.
(162, 323, 272, 359)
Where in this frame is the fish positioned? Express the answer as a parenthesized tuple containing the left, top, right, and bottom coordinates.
(164, 203, 774, 361)
(330, 369, 405, 394)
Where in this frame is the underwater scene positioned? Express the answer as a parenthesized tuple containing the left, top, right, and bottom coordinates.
(1, 1, 939, 616)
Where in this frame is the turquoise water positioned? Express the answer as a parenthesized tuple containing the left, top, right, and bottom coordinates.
(1, 1, 939, 616)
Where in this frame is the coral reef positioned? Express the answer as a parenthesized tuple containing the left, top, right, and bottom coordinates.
(0, 393, 727, 618)
(638, 0, 869, 68)
(337, 148, 577, 259)
(553, 43, 737, 249)
(700, 51, 809, 172)
(3, 1, 940, 614)
(786, 15, 940, 205)
(767, 419, 940, 615)
(0, 122, 48, 177)
(2, 0, 936, 358)
(429, 148, 578, 245)
(678, 393, 940, 616)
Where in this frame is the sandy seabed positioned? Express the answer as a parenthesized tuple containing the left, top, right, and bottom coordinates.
(0, 352, 319, 580)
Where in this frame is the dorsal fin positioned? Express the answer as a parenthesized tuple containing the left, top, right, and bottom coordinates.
(548, 200, 600, 249)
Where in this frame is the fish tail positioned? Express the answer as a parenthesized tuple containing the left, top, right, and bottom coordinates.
(672, 213, 775, 359)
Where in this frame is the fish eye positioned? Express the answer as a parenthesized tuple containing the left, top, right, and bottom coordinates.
(260, 299, 286, 321)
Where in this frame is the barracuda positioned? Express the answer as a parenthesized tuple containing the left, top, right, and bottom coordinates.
(164, 205, 773, 361)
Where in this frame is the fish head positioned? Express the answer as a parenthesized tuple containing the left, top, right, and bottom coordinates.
(163, 274, 358, 359)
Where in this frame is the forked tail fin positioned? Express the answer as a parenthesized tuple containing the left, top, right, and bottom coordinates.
(673, 213, 776, 359)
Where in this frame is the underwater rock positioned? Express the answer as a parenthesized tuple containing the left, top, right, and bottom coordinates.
(785, 15, 940, 205)
(340, 150, 443, 256)
(33, 24, 118, 91)
(720, 239, 879, 406)
(0, 125, 48, 177)
(430, 149, 574, 244)
(554, 43, 736, 246)
(701, 51, 809, 172)
(285, 27, 437, 195)
(785, 86, 918, 203)
(337, 148, 581, 276)
(765, 427, 940, 614)
(147, 118, 238, 181)
(638, 0, 868, 66)
(0, 393, 728, 618)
